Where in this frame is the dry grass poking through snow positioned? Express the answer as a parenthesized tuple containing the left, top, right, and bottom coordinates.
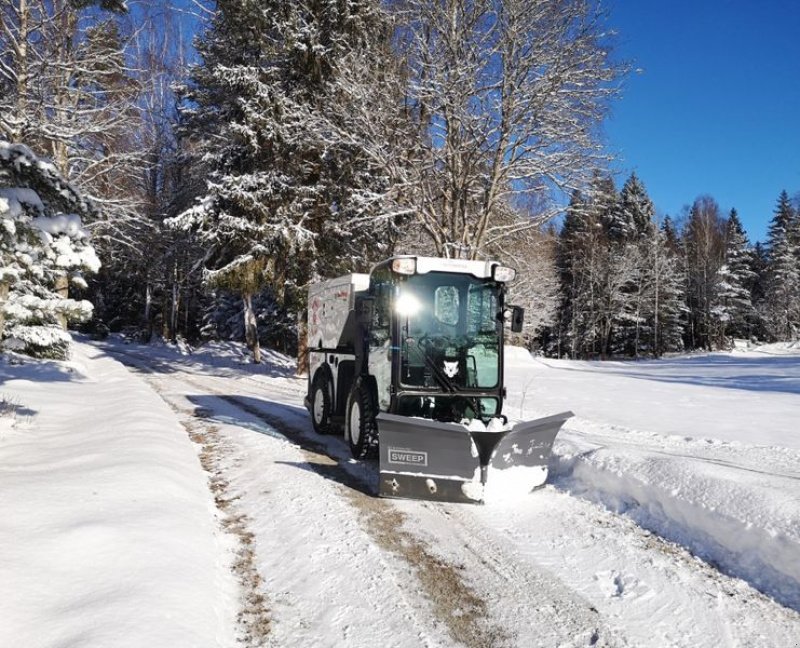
(185, 421, 272, 646)
(352, 496, 511, 648)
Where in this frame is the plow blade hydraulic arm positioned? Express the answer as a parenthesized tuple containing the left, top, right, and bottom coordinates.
(376, 411, 573, 503)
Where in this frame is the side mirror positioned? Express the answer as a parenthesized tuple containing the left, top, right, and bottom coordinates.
(510, 305, 524, 333)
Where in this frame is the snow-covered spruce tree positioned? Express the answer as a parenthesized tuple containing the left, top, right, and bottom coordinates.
(715, 209, 756, 340)
(173, 0, 400, 362)
(762, 191, 800, 341)
(646, 219, 686, 356)
(556, 172, 687, 358)
(613, 173, 656, 356)
(585, 173, 629, 357)
(0, 142, 100, 358)
(556, 189, 608, 358)
(618, 172, 656, 241)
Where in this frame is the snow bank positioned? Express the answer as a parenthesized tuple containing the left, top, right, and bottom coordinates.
(503, 348, 800, 610)
(503, 344, 536, 367)
(0, 343, 236, 647)
(552, 439, 800, 609)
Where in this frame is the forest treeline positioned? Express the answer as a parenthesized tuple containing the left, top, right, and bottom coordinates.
(1, 1, 798, 361)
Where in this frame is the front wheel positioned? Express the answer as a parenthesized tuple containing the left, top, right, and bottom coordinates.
(345, 380, 379, 459)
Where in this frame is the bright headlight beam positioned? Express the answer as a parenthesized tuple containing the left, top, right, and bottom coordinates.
(395, 293, 422, 317)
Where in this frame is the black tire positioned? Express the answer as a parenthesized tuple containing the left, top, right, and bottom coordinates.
(310, 369, 333, 435)
(345, 379, 379, 459)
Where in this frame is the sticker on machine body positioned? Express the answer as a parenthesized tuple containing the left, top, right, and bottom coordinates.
(388, 447, 428, 467)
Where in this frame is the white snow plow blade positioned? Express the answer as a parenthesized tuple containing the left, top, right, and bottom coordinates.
(376, 411, 573, 503)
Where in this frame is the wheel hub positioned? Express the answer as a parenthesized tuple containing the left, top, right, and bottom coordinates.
(349, 400, 361, 445)
(313, 387, 324, 423)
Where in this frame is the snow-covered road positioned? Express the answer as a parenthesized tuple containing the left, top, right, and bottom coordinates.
(3, 339, 799, 646)
(99, 339, 800, 647)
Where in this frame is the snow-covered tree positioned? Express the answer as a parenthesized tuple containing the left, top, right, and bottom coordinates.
(682, 196, 727, 350)
(487, 218, 559, 346)
(647, 221, 685, 356)
(715, 209, 756, 340)
(0, 0, 143, 242)
(556, 189, 609, 357)
(0, 141, 100, 358)
(389, 0, 625, 258)
(87, 4, 209, 342)
(173, 0, 399, 362)
(611, 174, 656, 355)
(762, 191, 800, 341)
(618, 172, 655, 241)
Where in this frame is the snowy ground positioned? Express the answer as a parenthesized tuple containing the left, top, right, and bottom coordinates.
(0, 345, 239, 647)
(1, 337, 799, 647)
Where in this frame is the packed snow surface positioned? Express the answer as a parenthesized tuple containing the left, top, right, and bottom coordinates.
(0, 345, 238, 648)
(504, 345, 800, 610)
(2, 337, 799, 647)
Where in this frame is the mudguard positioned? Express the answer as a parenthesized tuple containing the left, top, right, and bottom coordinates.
(376, 411, 573, 503)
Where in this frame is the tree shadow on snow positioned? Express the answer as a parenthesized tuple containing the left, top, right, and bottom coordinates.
(93, 338, 298, 380)
(549, 355, 800, 396)
(0, 354, 85, 385)
(186, 393, 377, 497)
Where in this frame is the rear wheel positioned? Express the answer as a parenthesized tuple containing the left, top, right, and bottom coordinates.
(346, 380, 379, 459)
(310, 370, 333, 435)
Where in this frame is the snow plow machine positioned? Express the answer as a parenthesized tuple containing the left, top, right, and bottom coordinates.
(304, 256, 572, 503)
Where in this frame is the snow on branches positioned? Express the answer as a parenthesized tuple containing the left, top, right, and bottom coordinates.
(1, 141, 100, 359)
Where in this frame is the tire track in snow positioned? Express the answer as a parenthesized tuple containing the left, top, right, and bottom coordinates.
(211, 392, 513, 648)
(561, 423, 800, 482)
(110, 347, 514, 648)
(106, 343, 800, 646)
(128, 357, 273, 646)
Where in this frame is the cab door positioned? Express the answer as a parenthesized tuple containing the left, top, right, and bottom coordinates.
(368, 269, 393, 411)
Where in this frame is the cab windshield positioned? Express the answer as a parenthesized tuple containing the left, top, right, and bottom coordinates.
(397, 272, 501, 391)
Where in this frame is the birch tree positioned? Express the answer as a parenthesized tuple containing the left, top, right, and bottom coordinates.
(0, 0, 141, 244)
(391, 0, 624, 258)
(682, 196, 727, 350)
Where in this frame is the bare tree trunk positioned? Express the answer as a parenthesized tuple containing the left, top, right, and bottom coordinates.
(170, 280, 179, 341)
(243, 292, 261, 363)
(144, 283, 152, 339)
(55, 274, 69, 329)
(15, 0, 29, 138)
(654, 255, 660, 358)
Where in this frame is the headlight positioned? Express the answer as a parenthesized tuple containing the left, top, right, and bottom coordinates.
(395, 293, 422, 317)
(492, 265, 516, 282)
(392, 257, 417, 275)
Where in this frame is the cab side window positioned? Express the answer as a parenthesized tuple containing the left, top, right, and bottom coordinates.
(371, 268, 392, 344)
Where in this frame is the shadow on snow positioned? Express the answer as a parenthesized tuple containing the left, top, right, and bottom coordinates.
(186, 393, 377, 498)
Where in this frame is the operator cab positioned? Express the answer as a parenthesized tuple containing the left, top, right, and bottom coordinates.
(362, 256, 520, 424)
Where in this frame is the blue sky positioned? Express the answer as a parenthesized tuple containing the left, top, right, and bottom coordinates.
(604, 0, 800, 243)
